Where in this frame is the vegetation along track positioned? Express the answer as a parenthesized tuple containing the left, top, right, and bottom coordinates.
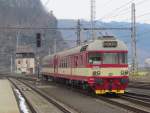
(8, 78, 77, 113)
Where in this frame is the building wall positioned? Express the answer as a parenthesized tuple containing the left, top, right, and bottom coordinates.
(16, 58, 35, 74)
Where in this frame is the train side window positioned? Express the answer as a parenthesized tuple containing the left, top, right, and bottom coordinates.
(62, 59, 64, 68)
(75, 56, 78, 67)
(80, 55, 83, 65)
(60, 61, 61, 68)
(89, 53, 102, 64)
(119, 53, 127, 64)
(61, 60, 62, 68)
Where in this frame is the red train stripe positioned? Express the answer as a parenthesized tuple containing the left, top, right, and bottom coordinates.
(42, 72, 128, 81)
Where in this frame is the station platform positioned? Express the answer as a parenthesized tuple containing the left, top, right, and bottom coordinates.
(0, 79, 20, 113)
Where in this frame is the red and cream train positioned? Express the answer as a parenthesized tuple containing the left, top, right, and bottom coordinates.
(41, 36, 129, 94)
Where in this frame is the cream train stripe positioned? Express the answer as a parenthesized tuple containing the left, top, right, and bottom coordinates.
(42, 67, 128, 76)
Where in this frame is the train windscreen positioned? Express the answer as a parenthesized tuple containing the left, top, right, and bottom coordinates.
(88, 52, 127, 65)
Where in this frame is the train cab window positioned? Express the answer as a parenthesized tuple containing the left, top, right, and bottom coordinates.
(103, 53, 119, 64)
(119, 53, 127, 64)
(88, 53, 102, 64)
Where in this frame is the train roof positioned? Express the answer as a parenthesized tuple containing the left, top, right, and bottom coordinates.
(43, 36, 127, 61)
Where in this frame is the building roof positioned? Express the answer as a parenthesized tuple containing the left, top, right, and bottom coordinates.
(16, 46, 34, 54)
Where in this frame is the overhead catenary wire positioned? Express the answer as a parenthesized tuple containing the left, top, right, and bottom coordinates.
(44, 0, 51, 6)
(99, 0, 149, 23)
(99, 0, 135, 20)
(100, 6, 131, 20)
(135, 0, 150, 6)
(0, 26, 131, 30)
(136, 11, 150, 18)
(137, 17, 150, 23)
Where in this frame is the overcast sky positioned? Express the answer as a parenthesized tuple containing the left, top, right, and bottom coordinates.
(41, 0, 150, 23)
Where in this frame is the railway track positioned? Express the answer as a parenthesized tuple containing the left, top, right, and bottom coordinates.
(129, 81, 150, 90)
(7, 76, 150, 113)
(40, 79, 150, 113)
(9, 78, 77, 113)
(9, 78, 37, 113)
(96, 95, 150, 113)
(122, 92, 150, 107)
(94, 90, 150, 113)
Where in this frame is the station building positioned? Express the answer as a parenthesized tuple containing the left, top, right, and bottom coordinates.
(15, 46, 35, 75)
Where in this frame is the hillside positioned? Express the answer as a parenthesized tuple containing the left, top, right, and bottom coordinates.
(58, 19, 150, 66)
(0, 0, 65, 71)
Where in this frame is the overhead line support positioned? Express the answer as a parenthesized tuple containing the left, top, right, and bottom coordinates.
(131, 3, 138, 74)
(0, 27, 131, 30)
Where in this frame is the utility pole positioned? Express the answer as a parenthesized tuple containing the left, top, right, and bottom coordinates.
(131, 3, 138, 74)
(91, 0, 96, 40)
(16, 31, 20, 50)
(54, 38, 57, 53)
(49, 48, 51, 55)
(77, 19, 81, 46)
(36, 33, 42, 78)
(10, 54, 13, 73)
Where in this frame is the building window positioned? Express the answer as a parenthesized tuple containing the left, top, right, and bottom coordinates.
(18, 60, 21, 64)
(26, 60, 28, 64)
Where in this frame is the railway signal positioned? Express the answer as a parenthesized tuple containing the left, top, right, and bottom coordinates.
(36, 33, 41, 47)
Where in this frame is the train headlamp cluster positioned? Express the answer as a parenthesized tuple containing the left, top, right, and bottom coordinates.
(95, 78, 103, 84)
(121, 70, 128, 75)
(120, 78, 128, 84)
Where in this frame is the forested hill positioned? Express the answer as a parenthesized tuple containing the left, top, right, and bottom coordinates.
(0, 0, 65, 71)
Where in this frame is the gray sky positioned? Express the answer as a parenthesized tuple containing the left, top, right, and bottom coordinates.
(41, 0, 150, 23)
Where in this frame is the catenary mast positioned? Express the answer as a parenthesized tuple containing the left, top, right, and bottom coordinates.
(91, 0, 96, 40)
(131, 3, 138, 74)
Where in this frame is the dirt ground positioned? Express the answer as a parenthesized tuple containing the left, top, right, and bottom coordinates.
(129, 72, 150, 83)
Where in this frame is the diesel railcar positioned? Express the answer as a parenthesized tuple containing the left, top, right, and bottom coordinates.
(41, 36, 129, 94)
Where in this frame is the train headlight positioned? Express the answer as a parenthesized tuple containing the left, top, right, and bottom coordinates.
(95, 78, 103, 85)
(121, 70, 128, 75)
(120, 78, 128, 84)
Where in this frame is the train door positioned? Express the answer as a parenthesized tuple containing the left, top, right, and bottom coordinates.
(54, 55, 58, 74)
(70, 56, 72, 76)
(83, 52, 88, 66)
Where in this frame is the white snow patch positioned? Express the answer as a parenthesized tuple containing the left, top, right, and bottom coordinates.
(15, 89, 29, 113)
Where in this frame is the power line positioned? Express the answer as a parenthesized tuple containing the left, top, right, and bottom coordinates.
(108, 10, 131, 19)
(0, 26, 131, 30)
(136, 0, 149, 6)
(100, 0, 134, 20)
(137, 11, 150, 18)
(137, 17, 150, 22)
(102, 0, 113, 6)
(100, 7, 131, 20)
(44, 0, 51, 6)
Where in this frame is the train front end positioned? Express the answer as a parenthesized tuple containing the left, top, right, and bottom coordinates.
(86, 37, 129, 94)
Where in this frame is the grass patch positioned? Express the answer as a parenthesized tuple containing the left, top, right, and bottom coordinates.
(130, 71, 148, 76)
